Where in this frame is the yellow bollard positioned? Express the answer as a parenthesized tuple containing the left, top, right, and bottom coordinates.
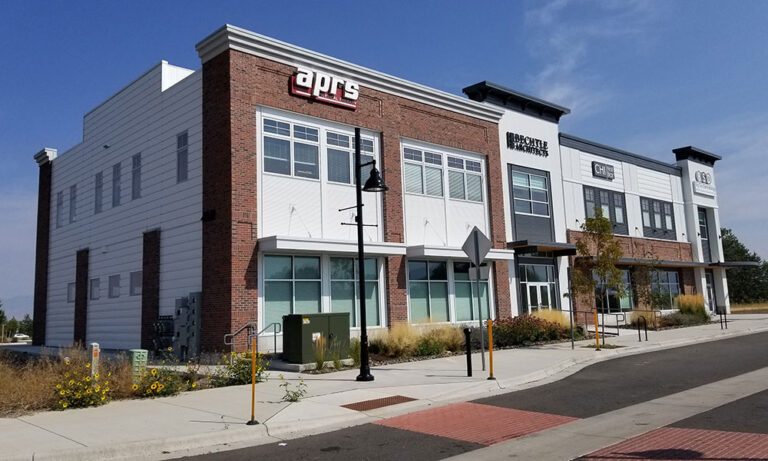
(593, 309, 601, 351)
(487, 319, 496, 380)
(247, 338, 259, 425)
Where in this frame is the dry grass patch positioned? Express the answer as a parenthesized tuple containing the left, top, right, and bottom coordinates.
(532, 309, 572, 329)
(731, 302, 768, 314)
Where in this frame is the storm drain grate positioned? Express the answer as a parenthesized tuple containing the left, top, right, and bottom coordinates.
(342, 395, 416, 411)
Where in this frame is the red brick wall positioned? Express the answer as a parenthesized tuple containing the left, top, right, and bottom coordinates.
(141, 229, 161, 350)
(201, 49, 509, 350)
(33, 161, 52, 345)
(73, 248, 89, 345)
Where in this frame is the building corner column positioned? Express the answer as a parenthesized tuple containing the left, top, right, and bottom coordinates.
(32, 148, 56, 346)
(141, 229, 161, 349)
(73, 248, 89, 344)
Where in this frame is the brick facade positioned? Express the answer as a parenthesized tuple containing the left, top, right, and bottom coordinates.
(32, 160, 52, 345)
(73, 248, 89, 345)
(141, 229, 161, 349)
(201, 49, 509, 351)
(567, 230, 698, 315)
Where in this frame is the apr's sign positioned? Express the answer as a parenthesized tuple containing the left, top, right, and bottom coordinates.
(290, 67, 359, 109)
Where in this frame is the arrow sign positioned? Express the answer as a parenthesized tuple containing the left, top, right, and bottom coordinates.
(462, 227, 492, 267)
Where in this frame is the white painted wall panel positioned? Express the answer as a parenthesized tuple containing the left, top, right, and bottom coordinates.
(636, 168, 673, 201)
(261, 175, 323, 238)
(46, 62, 202, 349)
(578, 152, 625, 190)
(446, 201, 487, 247)
(404, 195, 447, 246)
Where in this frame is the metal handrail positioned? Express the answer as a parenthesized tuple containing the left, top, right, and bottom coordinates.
(223, 321, 282, 353)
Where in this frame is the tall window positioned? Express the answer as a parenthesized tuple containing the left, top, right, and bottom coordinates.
(408, 261, 449, 322)
(177, 131, 188, 183)
(595, 269, 632, 313)
(108, 275, 121, 298)
(129, 271, 142, 296)
(94, 172, 103, 214)
(131, 153, 142, 200)
(453, 262, 490, 321)
(583, 186, 627, 234)
(651, 270, 680, 309)
(403, 148, 444, 197)
(329, 257, 379, 327)
(67, 283, 76, 303)
(326, 132, 374, 184)
(112, 163, 121, 207)
(56, 191, 64, 228)
(68, 185, 77, 223)
(512, 172, 549, 216)
(262, 119, 319, 179)
(519, 264, 558, 313)
(89, 278, 100, 301)
(447, 157, 483, 202)
(640, 197, 675, 239)
(263, 255, 321, 328)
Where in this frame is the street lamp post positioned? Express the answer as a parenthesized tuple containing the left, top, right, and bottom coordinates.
(354, 127, 387, 382)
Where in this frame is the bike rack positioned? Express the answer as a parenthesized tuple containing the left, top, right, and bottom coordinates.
(223, 321, 282, 353)
(637, 315, 648, 342)
(717, 306, 728, 330)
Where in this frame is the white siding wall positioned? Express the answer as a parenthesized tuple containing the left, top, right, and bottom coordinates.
(46, 62, 202, 349)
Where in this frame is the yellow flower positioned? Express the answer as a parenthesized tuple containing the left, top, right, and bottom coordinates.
(166, 377, 171, 381)
(85, 377, 91, 382)
(101, 396, 106, 401)
(151, 383, 157, 390)
(146, 389, 152, 394)
(59, 390, 65, 396)
(85, 363, 91, 368)
(191, 382, 196, 388)
(94, 373, 100, 379)
(158, 384, 165, 391)
(65, 361, 70, 366)
(94, 386, 101, 392)
(62, 403, 68, 408)
(167, 347, 173, 351)
(68, 380, 75, 386)
(151, 369, 157, 376)
(132, 384, 139, 391)
(56, 384, 62, 389)
(107, 372, 112, 377)
(86, 389, 92, 395)
(279, 374, 284, 380)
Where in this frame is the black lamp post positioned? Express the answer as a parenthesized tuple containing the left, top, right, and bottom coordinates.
(354, 127, 387, 382)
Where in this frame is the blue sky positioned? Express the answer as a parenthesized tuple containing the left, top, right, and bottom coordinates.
(1, 0, 767, 316)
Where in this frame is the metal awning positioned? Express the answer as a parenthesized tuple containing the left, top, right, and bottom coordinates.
(615, 257, 710, 268)
(406, 245, 516, 261)
(257, 236, 407, 256)
(712, 261, 761, 269)
(507, 240, 577, 257)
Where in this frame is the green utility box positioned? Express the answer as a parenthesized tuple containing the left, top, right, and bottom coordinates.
(282, 313, 350, 364)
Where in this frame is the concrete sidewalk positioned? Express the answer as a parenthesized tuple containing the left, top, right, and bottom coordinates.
(3, 314, 767, 461)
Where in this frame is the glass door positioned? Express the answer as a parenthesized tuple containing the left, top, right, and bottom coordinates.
(698, 208, 711, 263)
(527, 283, 553, 311)
(705, 270, 717, 313)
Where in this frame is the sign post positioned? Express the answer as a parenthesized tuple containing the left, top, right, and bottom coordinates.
(462, 227, 492, 372)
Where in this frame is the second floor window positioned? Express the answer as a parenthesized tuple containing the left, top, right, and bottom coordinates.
(68, 184, 77, 223)
(584, 186, 627, 234)
(94, 172, 103, 214)
(131, 153, 142, 200)
(56, 191, 64, 228)
(512, 171, 548, 216)
(263, 118, 319, 179)
(640, 197, 675, 240)
(112, 163, 121, 207)
(177, 132, 188, 183)
(403, 147, 443, 197)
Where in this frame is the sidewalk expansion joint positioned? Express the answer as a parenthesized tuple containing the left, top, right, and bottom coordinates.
(16, 417, 89, 447)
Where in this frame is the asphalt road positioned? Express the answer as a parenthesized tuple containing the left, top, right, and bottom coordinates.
(179, 331, 768, 461)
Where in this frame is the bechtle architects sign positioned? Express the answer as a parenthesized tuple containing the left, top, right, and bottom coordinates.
(506, 132, 549, 157)
(290, 67, 360, 109)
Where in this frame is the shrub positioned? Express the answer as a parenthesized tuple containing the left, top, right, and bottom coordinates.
(369, 323, 464, 359)
(211, 351, 270, 387)
(415, 334, 443, 356)
(350, 338, 361, 366)
(658, 312, 710, 328)
(313, 336, 326, 371)
(677, 294, 709, 321)
(492, 315, 568, 348)
(532, 309, 571, 329)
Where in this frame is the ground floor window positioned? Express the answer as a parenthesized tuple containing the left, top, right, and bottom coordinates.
(651, 270, 680, 310)
(330, 257, 380, 327)
(407, 260, 492, 323)
(519, 264, 558, 313)
(263, 255, 321, 328)
(595, 269, 633, 313)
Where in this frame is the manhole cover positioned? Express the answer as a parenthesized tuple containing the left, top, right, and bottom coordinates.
(342, 395, 416, 411)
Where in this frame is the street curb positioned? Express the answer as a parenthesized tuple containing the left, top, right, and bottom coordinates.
(13, 324, 768, 460)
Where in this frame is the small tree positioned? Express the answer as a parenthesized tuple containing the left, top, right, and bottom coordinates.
(0, 299, 6, 341)
(6, 317, 18, 337)
(569, 208, 625, 345)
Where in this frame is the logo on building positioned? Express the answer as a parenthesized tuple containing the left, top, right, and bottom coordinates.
(290, 67, 359, 110)
(506, 132, 548, 157)
(591, 161, 615, 181)
(693, 170, 716, 196)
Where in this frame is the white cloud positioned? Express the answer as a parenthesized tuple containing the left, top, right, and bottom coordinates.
(523, 0, 661, 117)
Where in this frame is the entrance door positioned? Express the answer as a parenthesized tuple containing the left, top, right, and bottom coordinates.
(698, 208, 712, 263)
(705, 270, 717, 313)
(527, 283, 553, 311)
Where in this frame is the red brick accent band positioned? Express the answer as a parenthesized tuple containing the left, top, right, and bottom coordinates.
(32, 161, 52, 345)
(73, 248, 89, 345)
(141, 229, 161, 350)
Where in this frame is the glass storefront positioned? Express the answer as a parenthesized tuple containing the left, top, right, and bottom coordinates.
(519, 263, 558, 313)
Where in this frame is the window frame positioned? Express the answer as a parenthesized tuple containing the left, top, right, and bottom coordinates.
(582, 186, 628, 235)
(112, 163, 121, 208)
(89, 278, 100, 301)
(402, 144, 486, 204)
(447, 156, 484, 203)
(129, 271, 142, 296)
(177, 131, 189, 183)
(651, 270, 681, 310)
(67, 282, 76, 303)
(640, 197, 676, 240)
(518, 263, 559, 313)
(94, 172, 103, 214)
(131, 153, 142, 200)
(108, 275, 121, 299)
(263, 254, 323, 327)
(68, 184, 77, 224)
(511, 171, 550, 217)
(329, 257, 380, 327)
